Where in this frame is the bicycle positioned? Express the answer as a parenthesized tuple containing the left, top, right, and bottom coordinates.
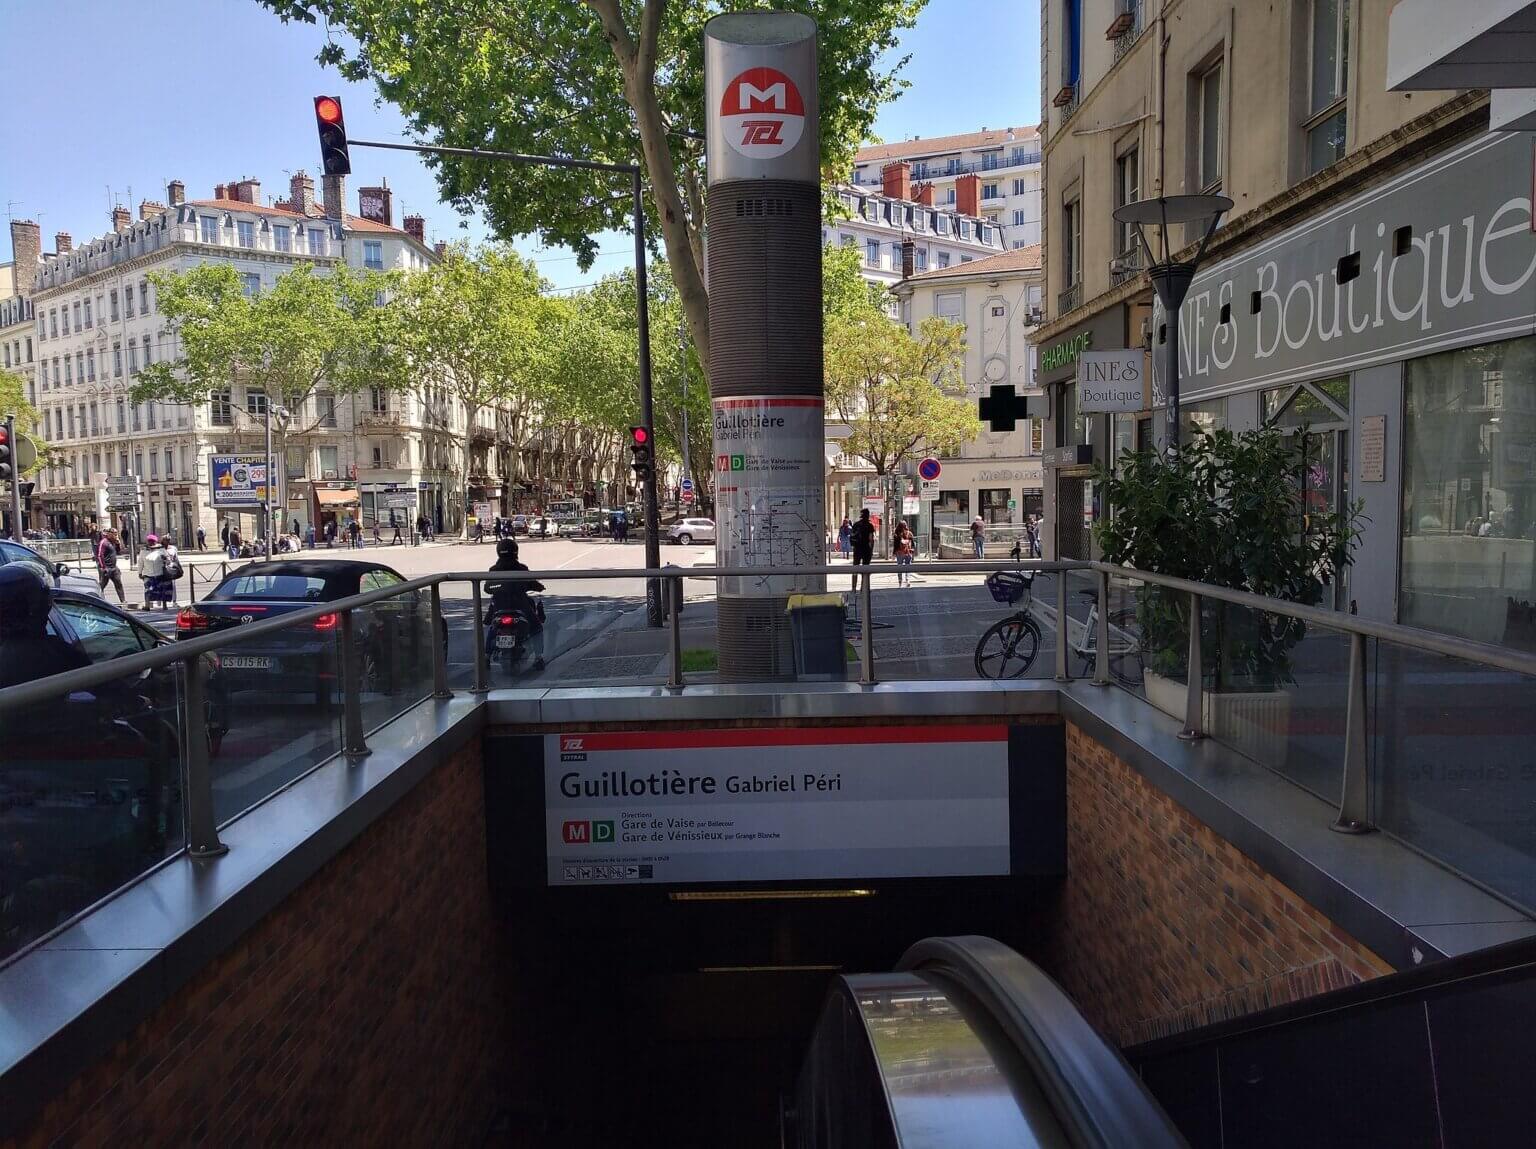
(1069, 586, 1144, 686)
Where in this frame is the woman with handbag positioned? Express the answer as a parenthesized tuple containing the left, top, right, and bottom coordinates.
(139, 533, 181, 609)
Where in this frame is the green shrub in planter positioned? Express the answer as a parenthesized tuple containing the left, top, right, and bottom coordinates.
(1094, 428, 1361, 690)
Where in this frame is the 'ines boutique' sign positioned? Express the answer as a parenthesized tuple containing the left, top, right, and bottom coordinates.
(1156, 132, 1536, 401)
(1077, 350, 1145, 412)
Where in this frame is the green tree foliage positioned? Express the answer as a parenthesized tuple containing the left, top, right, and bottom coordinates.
(1094, 428, 1362, 688)
(132, 262, 400, 500)
(0, 367, 48, 476)
(392, 245, 566, 537)
(259, 0, 926, 373)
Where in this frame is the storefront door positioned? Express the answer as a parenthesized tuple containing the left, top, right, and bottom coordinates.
(1055, 472, 1095, 561)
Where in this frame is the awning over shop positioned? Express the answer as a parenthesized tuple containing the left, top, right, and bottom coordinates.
(315, 488, 360, 508)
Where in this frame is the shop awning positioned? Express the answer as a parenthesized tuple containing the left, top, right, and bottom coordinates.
(315, 489, 360, 507)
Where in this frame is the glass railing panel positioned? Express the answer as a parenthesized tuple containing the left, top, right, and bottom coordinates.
(203, 623, 344, 825)
(0, 661, 186, 962)
(1371, 643, 1536, 912)
(352, 594, 437, 734)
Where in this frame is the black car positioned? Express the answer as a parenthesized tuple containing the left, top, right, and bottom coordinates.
(175, 560, 440, 704)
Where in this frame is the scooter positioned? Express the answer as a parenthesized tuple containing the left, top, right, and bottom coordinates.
(486, 600, 545, 673)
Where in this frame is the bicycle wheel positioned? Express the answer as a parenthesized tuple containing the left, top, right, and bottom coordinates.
(1106, 608, 1144, 686)
(975, 615, 1041, 680)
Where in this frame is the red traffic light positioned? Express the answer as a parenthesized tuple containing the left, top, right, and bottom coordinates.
(0, 428, 8, 445)
(315, 96, 343, 125)
(630, 427, 650, 446)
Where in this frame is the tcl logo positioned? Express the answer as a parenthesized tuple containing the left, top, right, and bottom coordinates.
(561, 737, 584, 752)
(720, 67, 804, 159)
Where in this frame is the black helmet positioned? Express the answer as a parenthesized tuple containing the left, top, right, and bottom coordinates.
(0, 564, 52, 638)
(496, 538, 519, 560)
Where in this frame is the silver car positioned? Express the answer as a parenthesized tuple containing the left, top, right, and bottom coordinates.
(667, 518, 716, 545)
(0, 539, 103, 598)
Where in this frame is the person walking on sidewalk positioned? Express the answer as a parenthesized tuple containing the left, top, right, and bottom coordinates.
(892, 521, 915, 588)
(970, 514, 987, 560)
(195, 526, 206, 553)
(139, 534, 177, 609)
(838, 516, 853, 559)
(849, 509, 875, 597)
(371, 521, 382, 547)
(96, 528, 126, 604)
(219, 520, 229, 554)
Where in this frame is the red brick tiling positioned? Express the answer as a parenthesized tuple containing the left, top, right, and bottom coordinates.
(5, 738, 509, 1149)
(1048, 723, 1393, 1046)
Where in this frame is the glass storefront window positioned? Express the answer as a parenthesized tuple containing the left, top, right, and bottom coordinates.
(1402, 335, 1536, 650)
(979, 488, 1012, 525)
(1263, 379, 1349, 429)
(1183, 396, 1228, 439)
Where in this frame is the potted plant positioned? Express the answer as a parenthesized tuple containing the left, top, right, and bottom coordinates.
(1094, 428, 1361, 761)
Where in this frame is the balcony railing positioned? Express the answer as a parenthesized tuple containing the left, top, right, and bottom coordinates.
(1058, 282, 1082, 315)
(853, 151, 1043, 185)
(1053, 82, 1080, 122)
(1110, 246, 1145, 287)
(1109, 2, 1145, 63)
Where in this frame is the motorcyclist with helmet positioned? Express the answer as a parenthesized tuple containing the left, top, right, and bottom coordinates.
(485, 538, 546, 670)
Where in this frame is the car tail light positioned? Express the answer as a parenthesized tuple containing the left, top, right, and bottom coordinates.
(176, 608, 209, 632)
(314, 612, 339, 632)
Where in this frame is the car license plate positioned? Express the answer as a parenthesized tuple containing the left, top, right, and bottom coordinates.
(495, 636, 517, 649)
(224, 655, 273, 669)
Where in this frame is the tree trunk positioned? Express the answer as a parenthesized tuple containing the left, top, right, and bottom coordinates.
(460, 403, 481, 541)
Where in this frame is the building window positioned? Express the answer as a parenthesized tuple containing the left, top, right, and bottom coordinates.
(982, 182, 999, 200)
(200, 216, 219, 244)
(1012, 209, 1026, 227)
(273, 224, 291, 252)
(117, 399, 126, 433)
(132, 402, 141, 432)
(936, 252, 951, 269)
(210, 389, 232, 425)
(241, 273, 261, 298)
(1063, 199, 1082, 285)
(237, 220, 255, 248)
(89, 402, 98, 435)
(164, 449, 174, 479)
(945, 188, 956, 205)
(124, 285, 134, 318)
(83, 298, 92, 328)
(86, 350, 95, 381)
(112, 343, 122, 377)
(318, 446, 339, 478)
(146, 401, 156, 430)
(1115, 146, 1140, 255)
(143, 337, 153, 366)
(72, 302, 81, 331)
(109, 290, 119, 321)
(48, 310, 57, 338)
(317, 391, 337, 427)
(1012, 178, 1027, 196)
(370, 386, 389, 415)
(246, 387, 268, 417)
(1197, 59, 1224, 191)
(865, 239, 881, 268)
(914, 248, 928, 271)
(308, 228, 325, 255)
(140, 280, 150, 313)
(1307, 0, 1350, 173)
(1064, 0, 1083, 88)
(150, 452, 158, 479)
(128, 341, 139, 375)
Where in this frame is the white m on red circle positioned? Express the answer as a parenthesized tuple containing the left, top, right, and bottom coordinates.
(721, 66, 805, 159)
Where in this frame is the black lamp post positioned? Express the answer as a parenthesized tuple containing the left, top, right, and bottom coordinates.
(1111, 194, 1232, 450)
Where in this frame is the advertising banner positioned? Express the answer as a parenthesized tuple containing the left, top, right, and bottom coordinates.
(543, 725, 1012, 886)
(209, 455, 269, 508)
(713, 396, 826, 596)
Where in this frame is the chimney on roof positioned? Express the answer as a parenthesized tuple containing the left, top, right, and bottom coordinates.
(881, 160, 912, 203)
(138, 200, 167, 221)
(54, 232, 72, 255)
(433, 241, 448, 258)
(358, 185, 393, 226)
(901, 239, 915, 279)
(167, 180, 185, 206)
(234, 179, 261, 205)
(403, 214, 425, 242)
(214, 183, 227, 201)
(914, 182, 935, 207)
(289, 171, 316, 216)
(322, 173, 345, 222)
(955, 173, 980, 218)
(111, 205, 131, 234)
(9, 221, 40, 295)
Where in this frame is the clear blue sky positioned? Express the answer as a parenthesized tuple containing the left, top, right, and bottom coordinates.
(0, 0, 1039, 291)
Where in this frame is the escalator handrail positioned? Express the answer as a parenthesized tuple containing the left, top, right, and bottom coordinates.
(899, 936, 1186, 1149)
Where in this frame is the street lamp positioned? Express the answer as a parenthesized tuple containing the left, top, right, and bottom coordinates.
(1111, 193, 1232, 450)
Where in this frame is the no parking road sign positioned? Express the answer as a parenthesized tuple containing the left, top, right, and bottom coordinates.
(918, 457, 942, 482)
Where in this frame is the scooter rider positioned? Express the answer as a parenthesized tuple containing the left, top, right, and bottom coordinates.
(485, 538, 546, 670)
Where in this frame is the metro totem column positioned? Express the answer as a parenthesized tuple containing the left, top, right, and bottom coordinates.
(704, 12, 826, 682)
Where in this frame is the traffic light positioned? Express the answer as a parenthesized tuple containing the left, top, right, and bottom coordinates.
(0, 424, 11, 482)
(628, 426, 653, 483)
(314, 95, 352, 176)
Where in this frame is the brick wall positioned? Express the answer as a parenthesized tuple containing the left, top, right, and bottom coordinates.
(1047, 723, 1394, 1047)
(4, 737, 509, 1149)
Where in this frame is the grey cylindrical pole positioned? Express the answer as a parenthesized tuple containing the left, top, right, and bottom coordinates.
(1179, 593, 1205, 740)
(471, 578, 489, 694)
(705, 12, 824, 681)
(668, 577, 684, 689)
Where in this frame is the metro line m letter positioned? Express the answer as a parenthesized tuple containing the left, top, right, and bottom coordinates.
(739, 81, 787, 111)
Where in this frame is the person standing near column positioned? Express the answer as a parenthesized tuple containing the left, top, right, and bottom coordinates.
(849, 509, 875, 596)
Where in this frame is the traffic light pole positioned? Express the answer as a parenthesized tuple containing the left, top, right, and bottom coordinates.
(4, 415, 21, 543)
(345, 137, 662, 625)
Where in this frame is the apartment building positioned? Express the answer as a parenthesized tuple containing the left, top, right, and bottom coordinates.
(851, 125, 1043, 249)
(1036, 0, 1536, 657)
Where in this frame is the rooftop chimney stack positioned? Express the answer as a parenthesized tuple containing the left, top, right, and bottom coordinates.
(138, 200, 167, 221)
(322, 173, 345, 222)
(214, 183, 227, 201)
(433, 240, 448, 258)
(955, 172, 981, 217)
(54, 232, 73, 255)
(901, 238, 915, 279)
(234, 179, 261, 205)
(289, 171, 316, 216)
(914, 182, 935, 207)
(111, 205, 131, 234)
(357, 185, 393, 226)
(403, 214, 426, 242)
(881, 160, 912, 203)
(9, 221, 40, 296)
(167, 180, 185, 206)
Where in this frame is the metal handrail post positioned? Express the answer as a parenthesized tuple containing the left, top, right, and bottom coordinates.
(1055, 570, 1070, 681)
(667, 576, 684, 689)
(429, 583, 451, 699)
(470, 578, 489, 695)
(181, 655, 227, 858)
(1094, 568, 1112, 686)
(1333, 631, 1373, 833)
(859, 575, 876, 685)
(339, 609, 370, 759)
(1179, 593, 1205, 740)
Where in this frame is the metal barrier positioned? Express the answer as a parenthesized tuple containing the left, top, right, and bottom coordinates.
(4, 557, 1536, 965)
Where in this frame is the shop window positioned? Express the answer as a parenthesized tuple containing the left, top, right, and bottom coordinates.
(1183, 396, 1229, 439)
(1261, 378, 1349, 429)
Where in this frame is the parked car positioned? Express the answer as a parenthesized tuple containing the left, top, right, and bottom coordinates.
(0, 539, 101, 598)
(667, 518, 716, 545)
(174, 560, 442, 705)
(529, 517, 560, 539)
(510, 515, 530, 536)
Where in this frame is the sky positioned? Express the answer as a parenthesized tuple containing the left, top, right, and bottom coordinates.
(0, 0, 1040, 291)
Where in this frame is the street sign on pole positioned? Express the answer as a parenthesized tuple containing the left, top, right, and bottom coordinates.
(918, 457, 942, 482)
(680, 477, 694, 493)
(682, 490, 696, 504)
(919, 479, 940, 501)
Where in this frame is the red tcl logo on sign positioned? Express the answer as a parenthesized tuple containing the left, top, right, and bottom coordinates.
(721, 67, 804, 159)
